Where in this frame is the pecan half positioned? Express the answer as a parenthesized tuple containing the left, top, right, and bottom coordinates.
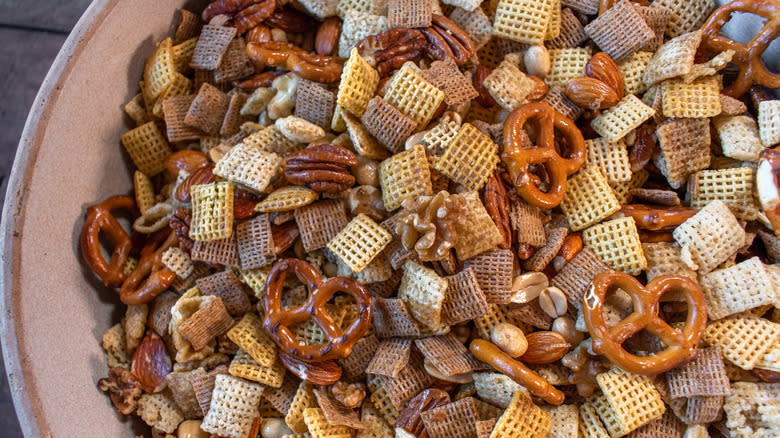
(263, 6, 313, 33)
(484, 172, 512, 249)
(396, 389, 451, 438)
(174, 164, 216, 204)
(628, 122, 656, 172)
(203, 0, 277, 34)
(170, 208, 194, 253)
(234, 188, 261, 219)
(163, 150, 210, 176)
(473, 64, 496, 108)
(429, 15, 476, 65)
(357, 28, 428, 77)
(283, 144, 358, 193)
(131, 334, 172, 393)
(98, 367, 144, 415)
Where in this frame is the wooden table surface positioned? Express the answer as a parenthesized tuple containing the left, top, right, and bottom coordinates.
(0, 0, 92, 435)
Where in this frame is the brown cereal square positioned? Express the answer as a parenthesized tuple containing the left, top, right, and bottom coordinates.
(463, 249, 514, 304)
(236, 214, 275, 270)
(372, 297, 422, 338)
(654, 117, 711, 189)
(442, 267, 491, 325)
(415, 334, 483, 376)
(191, 236, 240, 267)
(366, 338, 413, 378)
(195, 270, 251, 316)
(584, 0, 655, 61)
(388, 0, 433, 28)
(185, 83, 230, 135)
(190, 24, 237, 70)
(295, 79, 337, 130)
(551, 248, 609, 312)
(294, 200, 348, 252)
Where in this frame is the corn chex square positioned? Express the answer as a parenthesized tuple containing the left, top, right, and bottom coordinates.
(303, 407, 354, 438)
(213, 142, 282, 194)
(337, 48, 380, 118)
(642, 242, 697, 282)
(454, 191, 504, 260)
(643, 30, 702, 87)
(661, 76, 721, 118)
(327, 213, 391, 273)
(433, 123, 499, 191)
(190, 182, 234, 242)
(483, 60, 536, 111)
(714, 115, 766, 162)
(489, 392, 551, 438)
(120, 121, 172, 176)
(703, 318, 780, 370)
(449, 7, 493, 49)
(654, 117, 711, 188)
(560, 165, 621, 231)
(583, 216, 647, 275)
(143, 37, 176, 101)
(285, 381, 316, 433)
(579, 397, 610, 438)
(398, 261, 448, 330)
(542, 404, 579, 438)
(700, 257, 778, 320)
(585, 137, 632, 184)
(227, 313, 277, 367)
(136, 392, 184, 434)
(201, 374, 263, 438)
(595, 368, 666, 437)
(383, 62, 445, 130)
(618, 51, 653, 96)
(591, 94, 655, 142)
(545, 48, 591, 88)
(229, 349, 286, 389)
(493, 0, 554, 45)
(672, 200, 745, 273)
(689, 167, 758, 220)
(379, 144, 433, 211)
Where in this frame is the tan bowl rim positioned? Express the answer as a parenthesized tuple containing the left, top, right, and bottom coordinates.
(0, 0, 117, 435)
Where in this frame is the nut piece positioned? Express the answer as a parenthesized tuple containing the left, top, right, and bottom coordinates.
(262, 418, 294, 438)
(351, 156, 380, 187)
(396, 191, 466, 261)
(316, 17, 341, 56)
(585, 52, 625, 99)
(131, 334, 172, 393)
(396, 388, 451, 438)
(278, 352, 342, 385)
(177, 420, 209, 438)
(174, 165, 216, 204)
(538, 286, 568, 318)
(484, 172, 512, 249)
(473, 64, 497, 107)
(520, 331, 571, 364)
(490, 323, 528, 358)
(526, 76, 549, 101)
(283, 144, 358, 193)
(565, 77, 620, 110)
(424, 358, 474, 383)
(163, 150, 210, 175)
(552, 316, 584, 346)
(330, 381, 366, 408)
(524, 45, 551, 78)
(98, 366, 143, 415)
(346, 186, 386, 221)
(510, 272, 549, 303)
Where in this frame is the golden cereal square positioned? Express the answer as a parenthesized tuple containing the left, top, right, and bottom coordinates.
(337, 48, 380, 117)
(493, 0, 554, 45)
(661, 76, 721, 118)
(489, 391, 551, 438)
(482, 60, 537, 111)
(379, 144, 433, 211)
(398, 261, 448, 330)
(642, 242, 697, 282)
(226, 313, 277, 367)
(255, 186, 318, 213)
(303, 408, 355, 438)
(286, 382, 317, 433)
(120, 121, 172, 176)
(759, 100, 780, 147)
(591, 94, 655, 142)
(585, 137, 632, 183)
(229, 349, 286, 388)
(454, 191, 504, 260)
(433, 123, 500, 191)
(643, 30, 702, 86)
(190, 182, 234, 242)
(546, 47, 591, 88)
(560, 165, 621, 231)
(543, 404, 579, 438)
(327, 213, 392, 273)
(689, 167, 758, 220)
(579, 398, 610, 438)
(618, 51, 653, 95)
(703, 318, 780, 370)
(201, 374, 264, 438)
(383, 62, 445, 130)
(583, 216, 647, 275)
(672, 200, 745, 273)
(213, 142, 282, 193)
(143, 37, 176, 100)
(714, 115, 766, 162)
(595, 368, 666, 436)
(700, 257, 777, 320)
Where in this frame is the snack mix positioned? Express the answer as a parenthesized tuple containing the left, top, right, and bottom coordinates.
(82, 0, 780, 436)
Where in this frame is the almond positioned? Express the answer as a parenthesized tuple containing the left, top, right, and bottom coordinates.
(278, 352, 342, 385)
(519, 331, 571, 364)
(131, 334, 171, 393)
(163, 150, 210, 175)
(565, 77, 620, 111)
(473, 64, 496, 108)
(586, 52, 625, 98)
(272, 221, 300, 254)
(526, 75, 549, 101)
(315, 17, 341, 56)
(233, 188, 260, 220)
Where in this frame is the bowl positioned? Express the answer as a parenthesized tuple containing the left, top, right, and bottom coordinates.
(1, 0, 778, 436)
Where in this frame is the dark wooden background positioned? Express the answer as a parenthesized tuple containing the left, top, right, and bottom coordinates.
(0, 0, 93, 435)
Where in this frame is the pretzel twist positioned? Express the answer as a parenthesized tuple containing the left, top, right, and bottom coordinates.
(502, 102, 587, 209)
(263, 258, 372, 362)
(584, 271, 707, 375)
(80, 195, 139, 287)
(700, 0, 780, 97)
(119, 228, 178, 305)
(247, 41, 342, 83)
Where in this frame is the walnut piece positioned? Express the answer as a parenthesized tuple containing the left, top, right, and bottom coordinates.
(329, 381, 366, 408)
(98, 366, 144, 415)
(396, 191, 466, 261)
